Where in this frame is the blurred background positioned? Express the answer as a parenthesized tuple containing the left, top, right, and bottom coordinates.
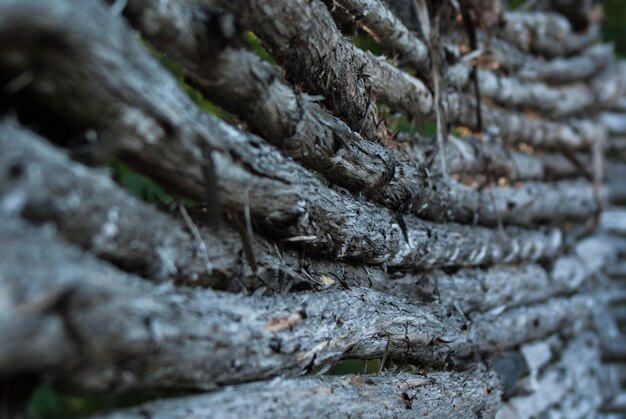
(603, 0, 626, 56)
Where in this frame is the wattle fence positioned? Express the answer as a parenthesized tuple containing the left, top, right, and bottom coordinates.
(1, 0, 626, 417)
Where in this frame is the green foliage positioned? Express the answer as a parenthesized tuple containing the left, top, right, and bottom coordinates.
(156, 52, 235, 121)
(603, 0, 626, 56)
(386, 111, 437, 138)
(328, 359, 382, 375)
(387, 113, 419, 136)
(350, 34, 383, 56)
(108, 158, 171, 204)
(27, 385, 174, 419)
(245, 32, 278, 65)
(142, 40, 234, 121)
(507, 0, 525, 8)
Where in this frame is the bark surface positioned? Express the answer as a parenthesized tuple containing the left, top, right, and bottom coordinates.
(0, 217, 601, 392)
(97, 369, 501, 418)
(0, 0, 622, 416)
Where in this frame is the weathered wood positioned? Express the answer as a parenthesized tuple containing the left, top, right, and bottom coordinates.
(448, 64, 612, 117)
(486, 40, 613, 85)
(0, 0, 620, 416)
(0, 217, 597, 392)
(333, 0, 430, 73)
(333, 0, 613, 118)
(387, 0, 611, 83)
(602, 112, 626, 135)
(600, 208, 626, 235)
(2, 122, 610, 315)
(0, 217, 449, 391)
(96, 368, 501, 418)
(449, 92, 605, 150)
(0, 121, 227, 287)
(117, 0, 399, 195)
(496, 333, 610, 419)
(593, 63, 626, 110)
(217, 0, 599, 150)
(0, 0, 571, 269)
(501, 12, 599, 57)
(115, 0, 590, 223)
(441, 136, 585, 180)
(213, 0, 394, 137)
(114, 0, 601, 228)
(426, 235, 616, 315)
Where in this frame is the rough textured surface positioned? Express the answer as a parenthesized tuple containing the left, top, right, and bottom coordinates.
(217, 0, 598, 150)
(0, 1, 568, 268)
(501, 12, 599, 57)
(0, 218, 599, 392)
(2, 122, 612, 317)
(0, 0, 622, 416)
(116, 0, 599, 227)
(118, 0, 397, 195)
(496, 333, 612, 419)
(496, 42, 613, 85)
(214, 0, 391, 137)
(97, 369, 501, 418)
(333, 0, 430, 73)
(337, 0, 618, 118)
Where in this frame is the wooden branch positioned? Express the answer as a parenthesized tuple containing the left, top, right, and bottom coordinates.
(593, 63, 626, 110)
(602, 112, 626, 136)
(333, 0, 430, 74)
(388, 0, 612, 83)
(217, 0, 597, 150)
(448, 64, 597, 118)
(0, 217, 594, 392)
(0, 121, 254, 288)
(0, 0, 570, 268)
(384, 0, 420, 31)
(118, 0, 586, 202)
(0, 1, 618, 415)
(212, 0, 397, 137)
(606, 162, 626, 205)
(600, 209, 626, 235)
(0, 217, 447, 390)
(449, 92, 604, 150)
(436, 136, 584, 180)
(95, 368, 501, 418)
(114, 0, 600, 228)
(331, 0, 610, 118)
(425, 235, 616, 315)
(497, 333, 610, 419)
(486, 40, 614, 85)
(2, 122, 608, 314)
(500, 12, 600, 57)
(117, 0, 398, 194)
